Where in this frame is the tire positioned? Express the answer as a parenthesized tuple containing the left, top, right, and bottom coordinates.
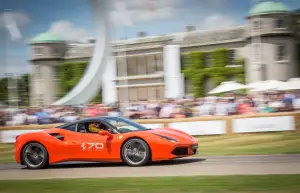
(21, 142, 49, 169)
(121, 138, 151, 167)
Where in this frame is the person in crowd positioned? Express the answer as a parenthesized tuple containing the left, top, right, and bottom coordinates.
(196, 98, 214, 116)
(263, 101, 275, 113)
(12, 109, 28, 125)
(35, 109, 51, 124)
(293, 91, 300, 111)
(238, 99, 254, 114)
(214, 98, 229, 116)
(159, 99, 176, 118)
(1, 88, 300, 126)
(171, 102, 186, 118)
(269, 94, 285, 112)
(227, 98, 238, 115)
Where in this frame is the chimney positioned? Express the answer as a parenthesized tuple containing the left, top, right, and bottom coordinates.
(185, 25, 196, 32)
(137, 31, 147, 37)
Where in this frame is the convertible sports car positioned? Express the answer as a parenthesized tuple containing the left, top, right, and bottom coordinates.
(15, 116, 199, 169)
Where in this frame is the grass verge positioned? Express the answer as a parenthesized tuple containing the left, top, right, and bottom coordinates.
(1, 175, 300, 193)
(1, 132, 300, 164)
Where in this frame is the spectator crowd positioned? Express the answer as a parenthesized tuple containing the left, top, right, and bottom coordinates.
(1, 90, 300, 127)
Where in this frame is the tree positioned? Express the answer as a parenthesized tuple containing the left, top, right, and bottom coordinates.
(57, 61, 102, 103)
(0, 74, 29, 107)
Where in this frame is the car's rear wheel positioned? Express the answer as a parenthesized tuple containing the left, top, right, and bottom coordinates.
(21, 142, 48, 169)
(122, 138, 150, 166)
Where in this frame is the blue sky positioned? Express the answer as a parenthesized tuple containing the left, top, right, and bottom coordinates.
(0, 0, 300, 76)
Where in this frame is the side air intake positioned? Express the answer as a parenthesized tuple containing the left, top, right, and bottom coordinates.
(49, 133, 64, 141)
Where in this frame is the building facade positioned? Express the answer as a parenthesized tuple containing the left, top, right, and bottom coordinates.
(29, 1, 300, 106)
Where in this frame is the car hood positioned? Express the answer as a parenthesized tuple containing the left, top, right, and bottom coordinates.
(146, 128, 197, 144)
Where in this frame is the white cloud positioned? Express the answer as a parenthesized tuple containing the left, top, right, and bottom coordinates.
(46, 20, 91, 41)
(110, 0, 183, 26)
(198, 14, 238, 30)
(190, 0, 231, 11)
(0, 11, 30, 28)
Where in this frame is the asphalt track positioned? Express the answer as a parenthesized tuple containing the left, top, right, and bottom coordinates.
(1, 154, 300, 180)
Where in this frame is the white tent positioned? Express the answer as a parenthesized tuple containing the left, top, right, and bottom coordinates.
(251, 80, 285, 92)
(246, 81, 265, 89)
(208, 81, 246, 94)
(277, 78, 300, 91)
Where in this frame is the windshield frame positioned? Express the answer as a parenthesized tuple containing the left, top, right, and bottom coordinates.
(102, 117, 150, 133)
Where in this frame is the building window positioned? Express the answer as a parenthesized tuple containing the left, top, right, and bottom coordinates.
(274, 19, 284, 29)
(117, 58, 126, 77)
(137, 56, 147, 75)
(34, 47, 43, 55)
(155, 54, 163, 72)
(146, 55, 155, 74)
(52, 47, 60, 55)
(127, 57, 137, 76)
(204, 53, 212, 68)
(276, 44, 286, 61)
(228, 50, 235, 65)
(252, 43, 261, 62)
(35, 66, 42, 80)
(252, 20, 261, 32)
(138, 87, 147, 101)
(156, 86, 164, 100)
(129, 88, 138, 102)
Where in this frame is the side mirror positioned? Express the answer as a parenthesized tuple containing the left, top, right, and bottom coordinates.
(98, 130, 113, 139)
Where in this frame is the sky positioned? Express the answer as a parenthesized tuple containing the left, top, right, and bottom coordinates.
(0, 0, 300, 77)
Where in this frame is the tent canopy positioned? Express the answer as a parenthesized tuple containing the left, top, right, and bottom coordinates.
(277, 78, 300, 91)
(250, 80, 285, 92)
(208, 81, 246, 94)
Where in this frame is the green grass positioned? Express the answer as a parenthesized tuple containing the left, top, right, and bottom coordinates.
(1, 132, 300, 164)
(1, 175, 300, 193)
(0, 143, 14, 164)
(197, 132, 300, 156)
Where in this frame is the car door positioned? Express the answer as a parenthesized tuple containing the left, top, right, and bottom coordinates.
(53, 123, 84, 161)
(74, 121, 114, 161)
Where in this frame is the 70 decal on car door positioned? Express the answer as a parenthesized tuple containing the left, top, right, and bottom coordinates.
(81, 143, 104, 151)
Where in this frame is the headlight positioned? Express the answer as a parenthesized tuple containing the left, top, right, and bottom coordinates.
(153, 133, 177, 143)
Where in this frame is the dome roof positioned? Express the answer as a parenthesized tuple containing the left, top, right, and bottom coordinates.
(249, 1, 289, 16)
(31, 33, 65, 43)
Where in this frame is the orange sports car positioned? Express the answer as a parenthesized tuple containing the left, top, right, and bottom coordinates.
(15, 116, 199, 169)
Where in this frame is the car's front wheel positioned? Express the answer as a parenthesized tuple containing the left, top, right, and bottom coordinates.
(121, 138, 151, 166)
(21, 142, 49, 169)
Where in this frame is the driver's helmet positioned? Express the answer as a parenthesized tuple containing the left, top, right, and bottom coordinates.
(88, 122, 102, 133)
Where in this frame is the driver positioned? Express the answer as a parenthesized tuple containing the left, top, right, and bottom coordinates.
(88, 122, 105, 133)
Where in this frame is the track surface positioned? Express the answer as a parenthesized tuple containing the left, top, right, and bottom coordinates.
(1, 155, 300, 180)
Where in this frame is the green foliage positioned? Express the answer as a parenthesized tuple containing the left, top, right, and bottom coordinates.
(0, 61, 101, 107)
(182, 48, 245, 97)
(17, 74, 29, 107)
(57, 61, 101, 103)
(0, 74, 29, 107)
(0, 78, 8, 103)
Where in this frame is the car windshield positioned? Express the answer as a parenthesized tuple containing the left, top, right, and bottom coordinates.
(103, 117, 151, 133)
